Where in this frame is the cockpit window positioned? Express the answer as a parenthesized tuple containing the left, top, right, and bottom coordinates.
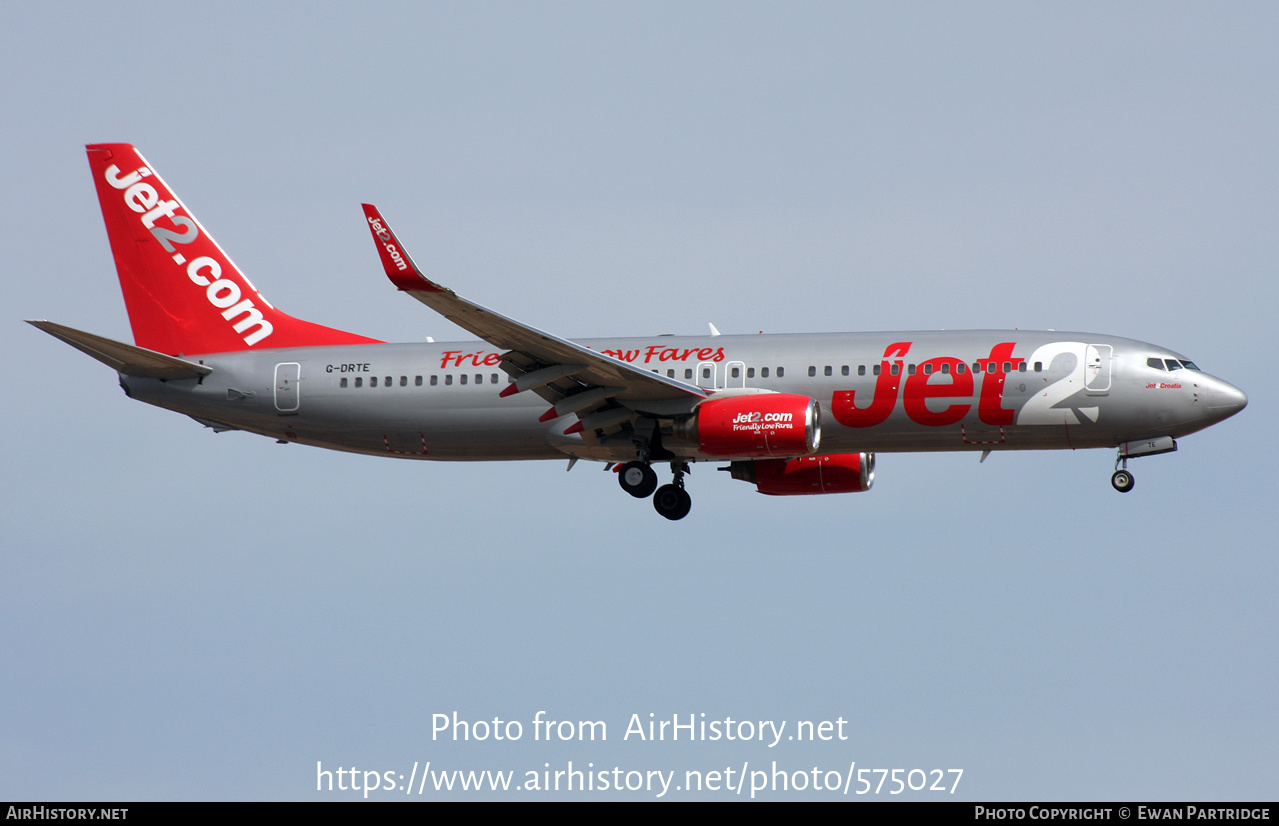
(1149, 356, 1201, 371)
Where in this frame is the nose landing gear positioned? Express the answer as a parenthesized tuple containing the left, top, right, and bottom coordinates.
(1110, 437, 1177, 493)
(1112, 449, 1135, 493)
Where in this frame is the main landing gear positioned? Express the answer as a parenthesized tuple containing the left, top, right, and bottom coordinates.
(616, 460, 693, 520)
(617, 461, 658, 498)
(653, 462, 692, 521)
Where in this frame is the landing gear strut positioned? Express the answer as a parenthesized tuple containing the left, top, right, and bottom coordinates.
(653, 461, 692, 521)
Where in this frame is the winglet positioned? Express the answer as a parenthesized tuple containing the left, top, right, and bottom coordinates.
(361, 204, 444, 293)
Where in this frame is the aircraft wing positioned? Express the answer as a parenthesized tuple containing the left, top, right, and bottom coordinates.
(361, 205, 707, 428)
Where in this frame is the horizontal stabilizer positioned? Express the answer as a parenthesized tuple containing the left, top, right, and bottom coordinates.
(27, 320, 213, 380)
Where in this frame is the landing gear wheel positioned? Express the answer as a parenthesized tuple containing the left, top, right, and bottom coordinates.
(618, 461, 658, 498)
(1111, 470, 1135, 493)
(653, 484, 692, 520)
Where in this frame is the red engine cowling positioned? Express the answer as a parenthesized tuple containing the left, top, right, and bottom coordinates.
(727, 453, 875, 495)
(676, 393, 821, 458)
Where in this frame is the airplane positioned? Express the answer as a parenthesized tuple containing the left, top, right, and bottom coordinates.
(30, 144, 1248, 520)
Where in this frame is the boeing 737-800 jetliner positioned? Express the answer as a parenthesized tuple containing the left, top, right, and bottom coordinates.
(31, 144, 1248, 520)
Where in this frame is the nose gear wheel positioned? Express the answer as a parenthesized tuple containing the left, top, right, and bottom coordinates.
(1111, 451, 1134, 493)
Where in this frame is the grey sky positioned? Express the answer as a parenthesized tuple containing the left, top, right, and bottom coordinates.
(2, 2, 1275, 800)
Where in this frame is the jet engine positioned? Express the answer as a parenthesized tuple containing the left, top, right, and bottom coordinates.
(726, 452, 875, 495)
(673, 393, 821, 458)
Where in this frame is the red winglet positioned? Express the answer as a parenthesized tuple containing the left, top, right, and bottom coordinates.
(361, 204, 444, 293)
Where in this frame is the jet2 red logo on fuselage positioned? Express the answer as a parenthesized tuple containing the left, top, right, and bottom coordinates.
(831, 341, 1025, 428)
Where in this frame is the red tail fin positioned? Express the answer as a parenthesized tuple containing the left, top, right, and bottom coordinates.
(86, 144, 380, 355)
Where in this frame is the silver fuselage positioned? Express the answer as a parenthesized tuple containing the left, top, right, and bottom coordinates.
(122, 330, 1247, 464)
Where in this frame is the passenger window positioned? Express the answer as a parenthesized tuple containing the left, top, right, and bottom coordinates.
(1002, 362, 1011, 373)
(460, 374, 467, 385)
(340, 377, 348, 388)
(385, 376, 391, 386)
(841, 365, 849, 376)
(808, 366, 817, 377)
(746, 367, 755, 378)
(400, 376, 407, 387)
(371, 377, 378, 387)
(415, 376, 423, 386)
(430, 375, 438, 386)
(445, 375, 453, 386)
(824, 366, 832, 377)
(355, 377, 363, 388)
(1034, 362, 1042, 372)
(872, 365, 880, 376)
(858, 365, 866, 376)
(941, 363, 950, 374)
(761, 367, 770, 378)
(956, 363, 965, 374)
(777, 367, 785, 378)
(491, 374, 499, 384)
(973, 363, 982, 373)
(731, 366, 740, 379)
(908, 364, 917, 375)
(923, 364, 933, 375)
(667, 369, 675, 378)
(890, 364, 899, 376)
(702, 367, 711, 379)
(685, 369, 693, 379)
(1017, 363, 1026, 372)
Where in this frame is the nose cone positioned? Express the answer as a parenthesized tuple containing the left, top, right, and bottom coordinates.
(1205, 376, 1248, 422)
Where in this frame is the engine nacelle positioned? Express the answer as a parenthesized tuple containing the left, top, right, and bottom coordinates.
(675, 393, 821, 458)
(727, 453, 876, 495)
